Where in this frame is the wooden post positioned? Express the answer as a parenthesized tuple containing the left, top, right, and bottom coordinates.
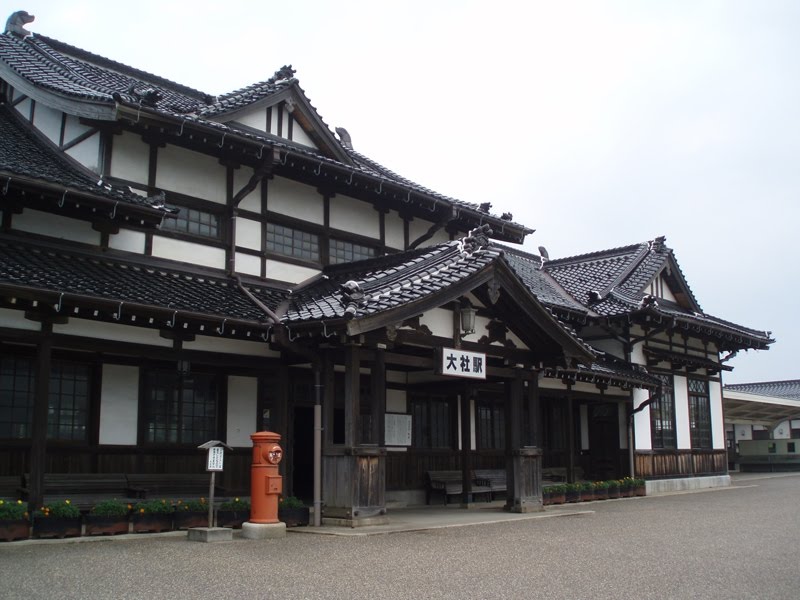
(566, 385, 576, 483)
(344, 345, 360, 447)
(29, 322, 53, 511)
(372, 349, 386, 446)
(460, 390, 473, 506)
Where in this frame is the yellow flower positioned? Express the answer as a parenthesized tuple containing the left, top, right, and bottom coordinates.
(16, 500, 22, 505)
(0, 500, 4, 506)
(65, 500, 71, 505)
(234, 498, 239, 503)
(139, 508, 145, 514)
(127, 504, 132, 510)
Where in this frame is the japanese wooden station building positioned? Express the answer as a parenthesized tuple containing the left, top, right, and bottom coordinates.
(0, 11, 773, 525)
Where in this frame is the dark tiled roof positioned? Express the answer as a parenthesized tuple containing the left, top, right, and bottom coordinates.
(0, 239, 287, 326)
(283, 240, 500, 324)
(724, 380, 800, 401)
(544, 356, 661, 390)
(0, 31, 528, 241)
(0, 105, 168, 210)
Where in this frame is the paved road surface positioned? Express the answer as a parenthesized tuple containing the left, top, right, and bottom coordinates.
(1, 473, 798, 599)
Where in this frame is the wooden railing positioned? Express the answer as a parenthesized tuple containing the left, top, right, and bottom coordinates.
(635, 449, 727, 479)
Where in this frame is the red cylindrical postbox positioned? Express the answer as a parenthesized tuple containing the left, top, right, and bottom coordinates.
(249, 431, 283, 524)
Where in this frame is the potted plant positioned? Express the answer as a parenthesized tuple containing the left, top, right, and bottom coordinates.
(579, 481, 595, 502)
(0, 499, 30, 542)
(633, 478, 647, 496)
(132, 499, 174, 533)
(34, 500, 82, 539)
(217, 497, 250, 529)
(564, 482, 582, 503)
(619, 477, 634, 498)
(278, 496, 309, 527)
(593, 480, 610, 500)
(85, 499, 130, 536)
(174, 498, 209, 530)
(607, 479, 620, 499)
(544, 484, 566, 506)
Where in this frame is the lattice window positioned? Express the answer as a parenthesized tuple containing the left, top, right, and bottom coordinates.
(162, 206, 220, 238)
(410, 395, 453, 449)
(266, 223, 319, 261)
(477, 399, 505, 450)
(47, 362, 90, 441)
(0, 356, 34, 439)
(144, 371, 218, 444)
(688, 378, 712, 449)
(329, 239, 376, 264)
(650, 373, 676, 449)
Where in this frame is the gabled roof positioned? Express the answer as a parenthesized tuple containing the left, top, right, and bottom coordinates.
(0, 27, 529, 242)
(0, 237, 287, 337)
(0, 104, 171, 223)
(281, 227, 595, 364)
(543, 237, 773, 351)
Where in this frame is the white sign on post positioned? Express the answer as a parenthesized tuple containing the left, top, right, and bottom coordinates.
(207, 446, 224, 471)
(385, 413, 412, 446)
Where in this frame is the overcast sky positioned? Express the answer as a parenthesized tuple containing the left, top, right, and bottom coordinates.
(17, 1, 799, 384)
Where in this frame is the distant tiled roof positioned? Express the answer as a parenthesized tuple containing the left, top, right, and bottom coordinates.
(0, 238, 287, 329)
(0, 105, 168, 211)
(725, 380, 800, 401)
(543, 237, 773, 350)
(0, 31, 527, 240)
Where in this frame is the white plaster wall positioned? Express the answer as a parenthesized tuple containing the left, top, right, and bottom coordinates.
(99, 364, 139, 445)
(385, 210, 405, 250)
(13, 98, 31, 120)
(420, 308, 453, 339)
(227, 376, 258, 447)
(387, 389, 407, 413)
(54, 318, 173, 346)
(32, 103, 62, 144)
(469, 398, 476, 450)
(108, 229, 146, 254)
(185, 336, 281, 357)
(735, 425, 753, 441)
(709, 380, 725, 449)
(64, 114, 93, 141)
(330, 195, 379, 238)
(155, 145, 226, 204)
(268, 177, 323, 224)
(674, 375, 691, 449)
(235, 107, 267, 132)
(110, 133, 150, 184)
(14, 209, 101, 245)
(0, 307, 41, 330)
(151, 236, 226, 269)
(580, 404, 589, 450)
(235, 252, 261, 277)
(234, 168, 261, 213)
(409, 217, 436, 246)
(429, 230, 451, 245)
(65, 135, 101, 172)
(291, 121, 316, 148)
(265, 259, 320, 284)
(236, 217, 261, 250)
(774, 421, 791, 439)
(633, 388, 652, 450)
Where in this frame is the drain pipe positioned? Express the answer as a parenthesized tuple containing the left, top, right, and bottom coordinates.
(313, 366, 323, 527)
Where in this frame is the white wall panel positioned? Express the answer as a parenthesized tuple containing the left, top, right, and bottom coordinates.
(108, 229, 146, 254)
(618, 402, 629, 449)
(13, 98, 31, 120)
(234, 107, 266, 132)
(156, 145, 226, 204)
(420, 308, 453, 338)
(235, 217, 261, 250)
(409, 217, 435, 247)
(0, 308, 40, 330)
(234, 168, 261, 213)
(14, 209, 101, 245)
(709, 380, 725, 449)
(235, 252, 261, 277)
(99, 364, 139, 445)
(110, 132, 149, 184)
(385, 210, 405, 250)
(64, 114, 93, 141)
(185, 336, 281, 357)
(151, 236, 226, 269)
(674, 375, 691, 449)
(53, 319, 173, 346)
(268, 177, 323, 224)
(330, 194, 379, 238)
(387, 389, 407, 413)
(633, 388, 652, 450)
(265, 259, 320, 284)
(227, 376, 258, 447)
(65, 134, 101, 172)
(291, 121, 317, 148)
(32, 103, 61, 143)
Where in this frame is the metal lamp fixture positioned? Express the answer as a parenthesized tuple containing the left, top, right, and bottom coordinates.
(460, 301, 476, 335)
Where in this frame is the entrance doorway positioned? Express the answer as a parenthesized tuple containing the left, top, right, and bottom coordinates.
(587, 402, 621, 480)
(292, 406, 314, 502)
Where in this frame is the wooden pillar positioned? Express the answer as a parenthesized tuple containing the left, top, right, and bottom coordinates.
(344, 345, 360, 447)
(459, 390, 473, 506)
(566, 385, 576, 483)
(322, 353, 335, 446)
(29, 322, 53, 510)
(506, 368, 542, 513)
(529, 375, 541, 448)
(371, 349, 386, 446)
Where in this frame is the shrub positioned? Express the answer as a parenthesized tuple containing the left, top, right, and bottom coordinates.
(279, 496, 305, 509)
(220, 497, 250, 511)
(90, 499, 130, 517)
(176, 498, 208, 512)
(35, 500, 80, 519)
(0, 499, 28, 520)
(133, 499, 174, 515)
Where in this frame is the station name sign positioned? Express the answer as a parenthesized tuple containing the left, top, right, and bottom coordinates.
(437, 347, 487, 380)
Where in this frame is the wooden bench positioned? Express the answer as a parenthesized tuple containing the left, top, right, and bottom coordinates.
(20, 473, 134, 511)
(126, 473, 224, 499)
(473, 469, 507, 500)
(425, 470, 491, 505)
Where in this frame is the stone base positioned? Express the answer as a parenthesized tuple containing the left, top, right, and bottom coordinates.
(241, 521, 286, 539)
(321, 515, 390, 528)
(187, 527, 233, 543)
(646, 475, 731, 495)
(504, 499, 544, 513)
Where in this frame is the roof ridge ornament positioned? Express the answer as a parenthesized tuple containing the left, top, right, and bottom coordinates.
(340, 280, 365, 319)
(5, 10, 34, 38)
(459, 224, 493, 254)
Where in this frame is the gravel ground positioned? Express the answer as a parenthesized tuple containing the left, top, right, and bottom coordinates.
(1, 473, 798, 600)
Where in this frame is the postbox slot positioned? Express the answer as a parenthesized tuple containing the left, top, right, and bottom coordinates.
(266, 475, 282, 494)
